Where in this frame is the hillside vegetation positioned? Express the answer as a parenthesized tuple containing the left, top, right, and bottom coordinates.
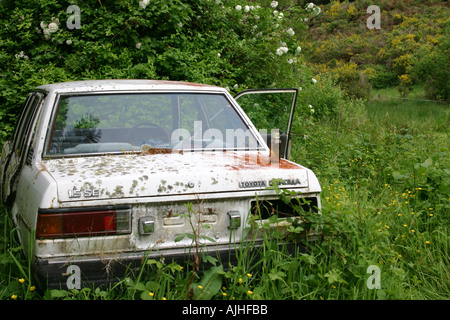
(298, 0, 449, 101)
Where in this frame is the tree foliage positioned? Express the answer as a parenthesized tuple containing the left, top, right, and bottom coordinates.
(0, 0, 316, 142)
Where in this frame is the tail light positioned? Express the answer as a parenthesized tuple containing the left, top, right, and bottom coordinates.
(36, 206, 131, 239)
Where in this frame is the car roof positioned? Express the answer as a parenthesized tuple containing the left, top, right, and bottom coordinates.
(36, 79, 226, 94)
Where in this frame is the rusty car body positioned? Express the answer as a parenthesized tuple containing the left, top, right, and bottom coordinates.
(0, 80, 321, 288)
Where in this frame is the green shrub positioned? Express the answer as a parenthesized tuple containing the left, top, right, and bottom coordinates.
(368, 65, 399, 89)
(0, 0, 313, 143)
(411, 38, 450, 101)
(297, 74, 347, 120)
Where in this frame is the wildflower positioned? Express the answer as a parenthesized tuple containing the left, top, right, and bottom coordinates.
(30, 286, 36, 291)
(247, 273, 252, 278)
(296, 46, 301, 54)
(40, 19, 59, 40)
(66, 39, 72, 45)
(48, 22, 58, 32)
(425, 241, 431, 244)
(19, 278, 25, 284)
(235, 5, 242, 11)
(307, 3, 315, 10)
(11, 295, 17, 300)
(162, 297, 167, 300)
(276, 46, 288, 56)
(286, 28, 295, 36)
(411, 230, 415, 233)
(247, 290, 253, 295)
(139, 0, 150, 9)
(244, 5, 250, 12)
(271, 1, 278, 8)
(136, 43, 142, 49)
(222, 292, 227, 296)
(311, 78, 317, 84)
(149, 292, 154, 297)
(217, 53, 221, 58)
(15, 51, 29, 60)
(238, 277, 243, 284)
(198, 285, 203, 289)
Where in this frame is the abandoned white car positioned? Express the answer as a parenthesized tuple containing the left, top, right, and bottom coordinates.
(0, 80, 321, 289)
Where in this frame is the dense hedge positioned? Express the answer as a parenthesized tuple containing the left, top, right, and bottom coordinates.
(0, 0, 321, 143)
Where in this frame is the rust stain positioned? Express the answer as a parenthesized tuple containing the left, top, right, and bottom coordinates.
(139, 148, 183, 156)
(222, 153, 304, 170)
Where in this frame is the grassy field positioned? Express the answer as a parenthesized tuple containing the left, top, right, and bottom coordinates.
(0, 86, 448, 300)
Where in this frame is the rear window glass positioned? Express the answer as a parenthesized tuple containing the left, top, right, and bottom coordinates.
(47, 93, 261, 156)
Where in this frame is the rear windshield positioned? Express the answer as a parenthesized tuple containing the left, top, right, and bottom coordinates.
(46, 93, 261, 156)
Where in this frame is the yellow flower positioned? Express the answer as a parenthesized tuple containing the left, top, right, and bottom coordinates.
(222, 292, 227, 296)
(247, 273, 252, 278)
(238, 277, 243, 284)
(198, 285, 203, 289)
(18, 278, 25, 284)
(247, 290, 253, 295)
(162, 297, 167, 300)
(425, 241, 431, 244)
(30, 286, 36, 292)
(148, 292, 154, 297)
(411, 230, 415, 233)
(11, 295, 17, 300)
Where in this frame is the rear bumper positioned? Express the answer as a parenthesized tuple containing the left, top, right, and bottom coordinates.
(33, 242, 308, 289)
(33, 244, 255, 289)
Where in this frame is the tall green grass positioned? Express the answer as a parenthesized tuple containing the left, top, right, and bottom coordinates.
(0, 87, 448, 300)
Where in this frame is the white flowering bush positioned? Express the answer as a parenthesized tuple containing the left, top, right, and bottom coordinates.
(0, 0, 317, 142)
